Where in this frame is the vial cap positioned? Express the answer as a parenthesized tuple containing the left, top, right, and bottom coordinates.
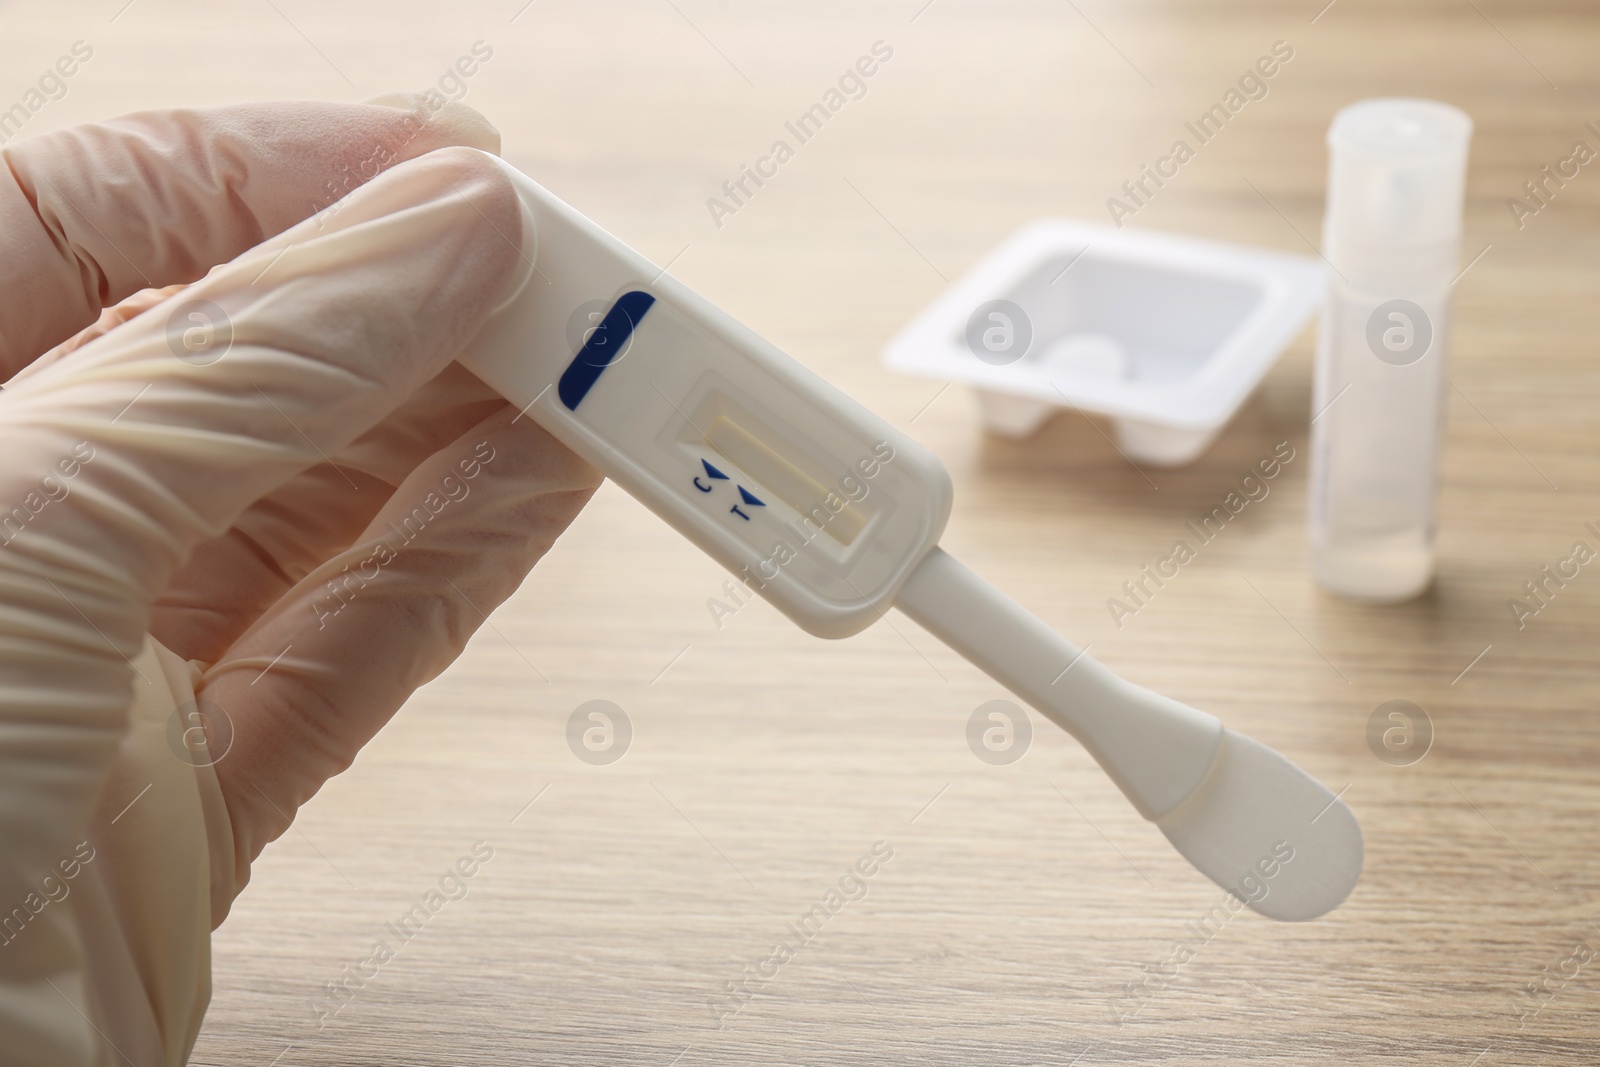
(1325, 98, 1472, 250)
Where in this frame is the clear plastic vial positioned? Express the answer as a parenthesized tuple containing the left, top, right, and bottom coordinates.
(1309, 99, 1473, 601)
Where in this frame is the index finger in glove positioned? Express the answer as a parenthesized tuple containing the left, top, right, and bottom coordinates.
(0, 95, 500, 377)
(0, 145, 532, 1005)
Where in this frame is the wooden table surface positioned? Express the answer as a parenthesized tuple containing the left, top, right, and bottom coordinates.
(8, 0, 1600, 1062)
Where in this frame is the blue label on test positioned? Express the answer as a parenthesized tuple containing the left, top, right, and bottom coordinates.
(558, 290, 656, 411)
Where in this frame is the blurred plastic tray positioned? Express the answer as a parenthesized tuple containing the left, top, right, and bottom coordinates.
(882, 221, 1324, 466)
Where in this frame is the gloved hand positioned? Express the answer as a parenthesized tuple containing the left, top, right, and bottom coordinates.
(0, 97, 600, 1065)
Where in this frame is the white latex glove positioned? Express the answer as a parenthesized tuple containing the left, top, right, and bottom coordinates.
(0, 97, 601, 1065)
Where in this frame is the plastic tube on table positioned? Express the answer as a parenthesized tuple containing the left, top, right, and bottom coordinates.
(1309, 98, 1473, 601)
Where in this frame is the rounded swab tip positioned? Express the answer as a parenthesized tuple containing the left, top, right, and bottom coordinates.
(1155, 730, 1363, 922)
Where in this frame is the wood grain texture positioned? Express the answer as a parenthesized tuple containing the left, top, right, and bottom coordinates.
(7, 0, 1599, 1062)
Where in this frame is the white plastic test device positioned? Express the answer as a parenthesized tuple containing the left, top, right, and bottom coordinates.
(458, 153, 1364, 921)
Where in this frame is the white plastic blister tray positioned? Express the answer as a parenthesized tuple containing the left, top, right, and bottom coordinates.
(882, 221, 1324, 466)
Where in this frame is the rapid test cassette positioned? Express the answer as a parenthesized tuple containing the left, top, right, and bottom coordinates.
(457, 154, 1363, 921)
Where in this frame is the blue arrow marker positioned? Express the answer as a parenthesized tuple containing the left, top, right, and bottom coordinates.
(738, 486, 765, 507)
(702, 459, 730, 480)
